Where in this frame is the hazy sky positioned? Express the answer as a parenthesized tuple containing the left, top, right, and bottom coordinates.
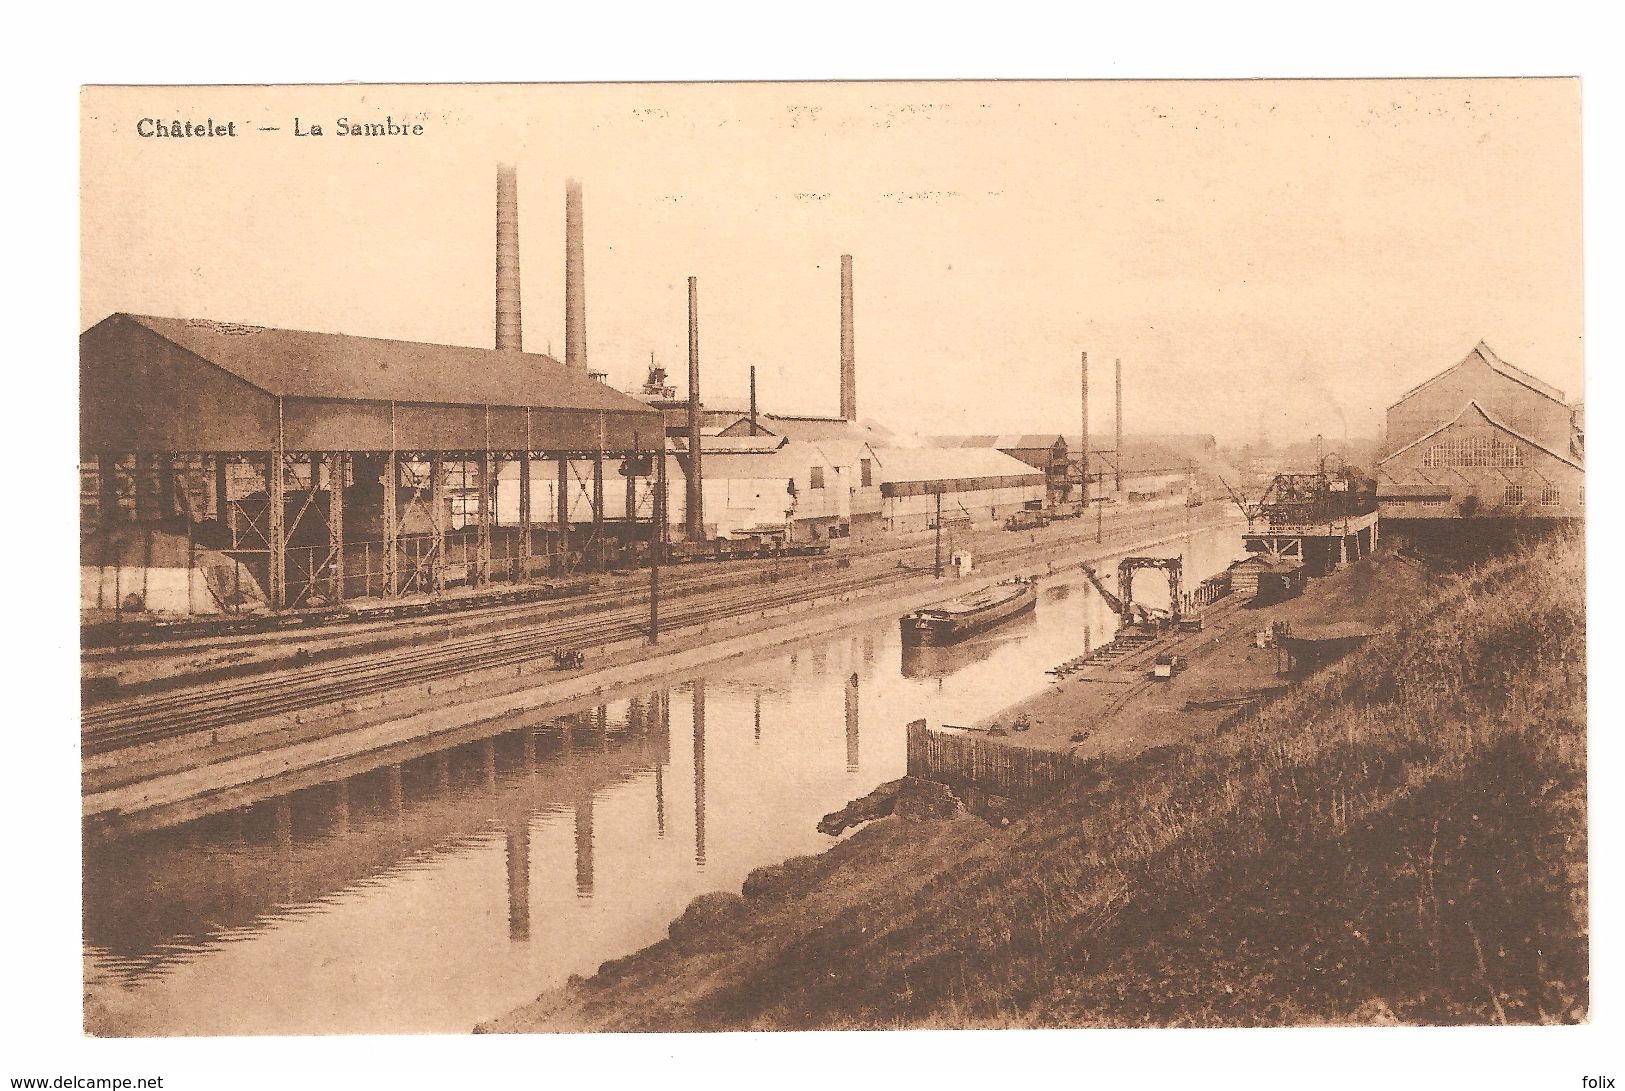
(80, 80, 1581, 445)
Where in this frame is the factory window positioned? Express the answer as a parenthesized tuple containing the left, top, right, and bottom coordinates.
(1541, 485, 1561, 506)
(1424, 435, 1523, 469)
(450, 493, 477, 530)
(860, 458, 873, 488)
(1503, 484, 1524, 506)
(810, 466, 825, 490)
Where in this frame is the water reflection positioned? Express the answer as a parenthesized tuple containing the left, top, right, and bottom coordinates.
(82, 523, 1244, 1036)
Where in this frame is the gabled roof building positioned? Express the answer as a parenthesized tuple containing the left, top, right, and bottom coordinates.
(1377, 343, 1583, 523)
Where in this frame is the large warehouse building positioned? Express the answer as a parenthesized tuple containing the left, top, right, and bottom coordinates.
(80, 313, 663, 613)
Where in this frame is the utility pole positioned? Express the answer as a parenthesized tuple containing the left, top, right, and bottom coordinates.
(1096, 478, 1103, 543)
(934, 489, 943, 578)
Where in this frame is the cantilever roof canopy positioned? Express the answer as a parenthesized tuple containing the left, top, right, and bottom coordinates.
(81, 313, 661, 454)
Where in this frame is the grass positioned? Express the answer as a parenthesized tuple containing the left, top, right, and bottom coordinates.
(490, 530, 1587, 1031)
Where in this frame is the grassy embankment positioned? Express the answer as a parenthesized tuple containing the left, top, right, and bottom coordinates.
(489, 532, 1587, 1031)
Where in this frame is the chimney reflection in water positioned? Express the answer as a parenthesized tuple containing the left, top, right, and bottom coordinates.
(692, 680, 707, 869)
(845, 672, 860, 773)
(655, 690, 668, 838)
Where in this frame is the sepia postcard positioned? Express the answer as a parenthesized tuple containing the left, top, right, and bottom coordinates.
(73, 76, 1586, 1057)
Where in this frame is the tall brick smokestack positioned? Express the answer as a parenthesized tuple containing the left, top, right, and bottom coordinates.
(1115, 358, 1124, 494)
(1080, 351, 1090, 503)
(564, 179, 586, 371)
(495, 165, 522, 352)
(839, 254, 856, 422)
(686, 277, 704, 538)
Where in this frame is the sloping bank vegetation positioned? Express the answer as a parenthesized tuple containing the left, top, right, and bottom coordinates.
(484, 532, 1586, 1031)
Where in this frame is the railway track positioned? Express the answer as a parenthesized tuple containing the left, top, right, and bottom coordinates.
(81, 563, 931, 755)
(83, 509, 1235, 757)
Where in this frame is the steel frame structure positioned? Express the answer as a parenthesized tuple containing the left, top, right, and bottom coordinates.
(87, 437, 665, 614)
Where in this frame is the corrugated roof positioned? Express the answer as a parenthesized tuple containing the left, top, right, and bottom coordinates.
(672, 442, 834, 480)
(929, 434, 1065, 451)
(758, 414, 896, 444)
(672, 435, 788, 454)
(873, 446, 1044, 484)
(116, 314, 658, 414)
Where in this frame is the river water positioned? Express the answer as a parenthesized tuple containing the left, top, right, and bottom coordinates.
(83, 520, 1244, 1035)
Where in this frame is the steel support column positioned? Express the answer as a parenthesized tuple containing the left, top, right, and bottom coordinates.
(518, 450, 533, 574)
(268, 449, 286, 609)
(98, 454, 120, 529)
(430, 455, 445, 593)
(556, 455, 570, 574)
(592, 448, 604, 571)
(625, 439, 638, 546)
(383, 451, 399, 597)
(476, 450, 492, 587)
(156, 454, 176, 519)
(213, 454, 228, 524)
(328, 452, 345, 602)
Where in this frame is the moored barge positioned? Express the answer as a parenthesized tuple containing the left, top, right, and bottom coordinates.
(901, 576, 1038, 646)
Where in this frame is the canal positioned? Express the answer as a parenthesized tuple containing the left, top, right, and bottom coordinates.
(83, 520, 1245, 1035)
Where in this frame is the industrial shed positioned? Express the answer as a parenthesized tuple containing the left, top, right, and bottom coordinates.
(929, 434, 1071, 502)
(874, 447, 1045, 533)
(81, 313, 663, 611)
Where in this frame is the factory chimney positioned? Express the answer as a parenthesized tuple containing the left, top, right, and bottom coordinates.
(686, 277, 704, 537)
(749, 365, 759, 435)
(564, 179, 587, 371)
(495, 165, 522, 352)
(1115, 358, 1124, 494)
(839, 254, 856, 421)
(1080, 351, 1090, 504)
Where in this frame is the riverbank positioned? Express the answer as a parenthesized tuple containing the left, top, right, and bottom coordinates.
(968, 548, 1432, 762)
(483, 530, 1586, 1030)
